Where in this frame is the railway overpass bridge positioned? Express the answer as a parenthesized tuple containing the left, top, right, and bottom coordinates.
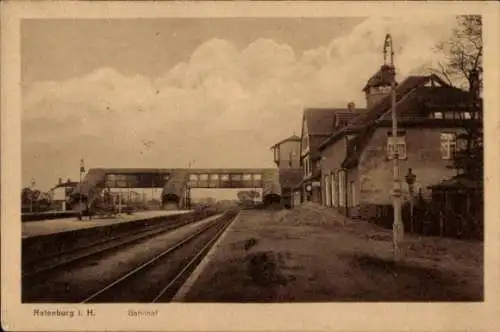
(70, 168, 281, 209)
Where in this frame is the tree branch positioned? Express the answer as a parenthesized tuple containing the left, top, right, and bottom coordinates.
(431, 62, 455, 87)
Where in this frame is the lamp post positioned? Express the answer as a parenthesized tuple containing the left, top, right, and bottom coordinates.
(405, 168, 417, 233)
(384, 33, 404, 258)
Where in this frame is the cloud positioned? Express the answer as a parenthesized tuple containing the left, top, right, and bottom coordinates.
(23, 16, 457, 190)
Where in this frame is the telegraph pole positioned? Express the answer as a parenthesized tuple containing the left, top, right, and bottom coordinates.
(384, 34, 404, 259)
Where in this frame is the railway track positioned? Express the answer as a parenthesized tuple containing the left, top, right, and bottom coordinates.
(22, 211, 222, 285)
(81, 210, 238, 303)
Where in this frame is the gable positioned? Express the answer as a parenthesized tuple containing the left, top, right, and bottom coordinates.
(304, 108, 337, 135)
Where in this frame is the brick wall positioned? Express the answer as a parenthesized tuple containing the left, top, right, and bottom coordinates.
(357, 126, 460, 218)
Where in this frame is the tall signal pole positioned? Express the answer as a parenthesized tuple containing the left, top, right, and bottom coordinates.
(384, 34, 404, 259)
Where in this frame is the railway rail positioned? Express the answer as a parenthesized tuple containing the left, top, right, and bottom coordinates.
(81, 210, 239, 303)
(22, 211, 221, 285)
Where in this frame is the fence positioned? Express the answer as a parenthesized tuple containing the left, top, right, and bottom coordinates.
(366, 192, 483, 241)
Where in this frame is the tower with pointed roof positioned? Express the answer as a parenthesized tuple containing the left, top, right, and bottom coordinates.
(363, 64, 398, 109)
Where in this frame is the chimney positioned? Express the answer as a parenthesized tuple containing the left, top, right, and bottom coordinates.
(58, 177, 63, 185)
(67, 178, 71, 183)
(347, 102, 355, 112)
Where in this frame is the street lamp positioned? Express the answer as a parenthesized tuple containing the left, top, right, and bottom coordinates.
(405, 168, 417, 233)
(384, 33, 404, 258)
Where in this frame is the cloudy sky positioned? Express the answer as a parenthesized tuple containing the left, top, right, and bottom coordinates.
(22, 16, 458, 191)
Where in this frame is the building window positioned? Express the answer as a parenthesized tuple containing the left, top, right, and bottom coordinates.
(324, 175, 331, 207)
(337, 120, 347, 127)
(302, 136, 309, 154)
(387, 134, 406, 160)
(303, 156, 312, 176)
(350, 181, 356, 207)
(372, 86, 391, 94)
(441, 132, 456, 160)
(209, 174, 219, 188)
(338, 171, 346, 207)
(443, 112, 454, 119)
(331, 173, 337, 207)
(462, 112, 472, 119)
(273, 147, 279, 163)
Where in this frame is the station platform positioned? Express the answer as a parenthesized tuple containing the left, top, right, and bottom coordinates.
(22, 210, 192, 239)
(23, 211, 76, 217)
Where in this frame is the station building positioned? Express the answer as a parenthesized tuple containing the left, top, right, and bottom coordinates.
(49, 178, 79, 211)
(289, 62, 481, 220)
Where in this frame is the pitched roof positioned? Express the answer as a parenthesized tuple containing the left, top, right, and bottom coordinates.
(309, 136, 331, 160)
(318, 76, 427, 152)
(270, 134, 301, 149)
(362, 64, 397, 92)
(350, 75, 431, 127)
(303, 107, 364, 158)
(336, 110, 363, 123)
(341, 75, 480, 169)
(303, 108, 338, 136)
(341, 125, 377, 169)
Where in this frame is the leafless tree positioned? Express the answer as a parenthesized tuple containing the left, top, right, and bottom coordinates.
(434, 15, 482, 93)
(434, 15, 483, 180)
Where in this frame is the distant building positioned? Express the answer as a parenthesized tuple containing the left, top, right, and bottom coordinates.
(107, 190, 142, 204)
(50, 178, 79, 211)
(270, 135, 302, 207)
(270, 134, 301, 169)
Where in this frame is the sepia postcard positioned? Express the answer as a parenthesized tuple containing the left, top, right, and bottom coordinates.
(1, 1, 500, 331)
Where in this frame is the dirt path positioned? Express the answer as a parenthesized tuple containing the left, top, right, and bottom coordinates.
(183, 206, 482, 302)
